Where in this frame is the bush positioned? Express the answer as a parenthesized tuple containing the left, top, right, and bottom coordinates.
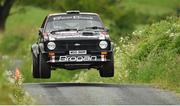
(126, 16, 180, 91)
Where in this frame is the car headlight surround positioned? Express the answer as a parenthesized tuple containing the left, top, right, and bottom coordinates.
(99, 41, 108, 49)
(47, 42, 56, 50)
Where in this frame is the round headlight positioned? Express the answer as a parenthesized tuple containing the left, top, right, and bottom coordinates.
(99, 41, 108, 49)
(47, 42, 56, 50)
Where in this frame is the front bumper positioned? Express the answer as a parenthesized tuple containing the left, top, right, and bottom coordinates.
(45, 50, 113, 64)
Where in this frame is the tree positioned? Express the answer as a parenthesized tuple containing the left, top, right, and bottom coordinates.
(0, 0, 15, 31)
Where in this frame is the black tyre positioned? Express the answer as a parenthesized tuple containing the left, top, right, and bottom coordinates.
(39, 53, 51, 78)
(99, 62, 114, 77)
(32, 53, 40, 78)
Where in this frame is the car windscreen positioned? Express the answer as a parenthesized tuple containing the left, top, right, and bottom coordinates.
(45, 14, 104, 32)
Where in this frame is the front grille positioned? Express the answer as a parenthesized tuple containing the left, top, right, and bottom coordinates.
(54, 40, 100, 51)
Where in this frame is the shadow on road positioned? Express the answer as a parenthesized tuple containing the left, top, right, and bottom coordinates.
(36, 82, 151, 88)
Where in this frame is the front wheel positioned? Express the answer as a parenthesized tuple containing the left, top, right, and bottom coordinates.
(99, 62, 114, 77)
(39, 53, 51, 78)
(32, 53, 40, 78)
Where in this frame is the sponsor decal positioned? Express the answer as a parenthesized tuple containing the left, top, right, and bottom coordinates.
(53, 16, 93, 21)
(59, 55, 97, 62)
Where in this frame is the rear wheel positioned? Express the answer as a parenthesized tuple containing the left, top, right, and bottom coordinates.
(99, 62, 114, 77)
(32, 53, 40, 78)
(39, 53, 51, 78)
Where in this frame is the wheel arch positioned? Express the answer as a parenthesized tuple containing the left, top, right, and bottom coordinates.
(31, 43, 40, 58)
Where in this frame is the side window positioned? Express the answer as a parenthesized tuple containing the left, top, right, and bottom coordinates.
(41, 16, 48, 28)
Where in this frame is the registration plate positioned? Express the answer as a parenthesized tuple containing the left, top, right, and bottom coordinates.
(69, 50, 87, 55)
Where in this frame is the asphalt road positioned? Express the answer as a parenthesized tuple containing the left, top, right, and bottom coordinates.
(23, 83, 180, 105)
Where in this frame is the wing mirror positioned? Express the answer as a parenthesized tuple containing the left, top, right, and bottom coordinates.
(38, 28, 43, 36)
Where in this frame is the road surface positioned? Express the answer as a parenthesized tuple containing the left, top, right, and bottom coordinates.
(23, 83, 180, 105)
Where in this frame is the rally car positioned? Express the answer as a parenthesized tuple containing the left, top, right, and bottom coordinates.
(31, 10, 114, 78)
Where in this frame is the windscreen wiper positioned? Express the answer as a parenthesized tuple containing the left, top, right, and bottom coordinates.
(86, 26, 105, 30)
(78, 26, 105, 31)
(50, 28, 78, 34)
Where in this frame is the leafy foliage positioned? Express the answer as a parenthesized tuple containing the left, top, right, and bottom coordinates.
(127, 17, 180, 90)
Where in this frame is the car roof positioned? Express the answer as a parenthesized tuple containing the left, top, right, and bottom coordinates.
(48, 12, 99, 17)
